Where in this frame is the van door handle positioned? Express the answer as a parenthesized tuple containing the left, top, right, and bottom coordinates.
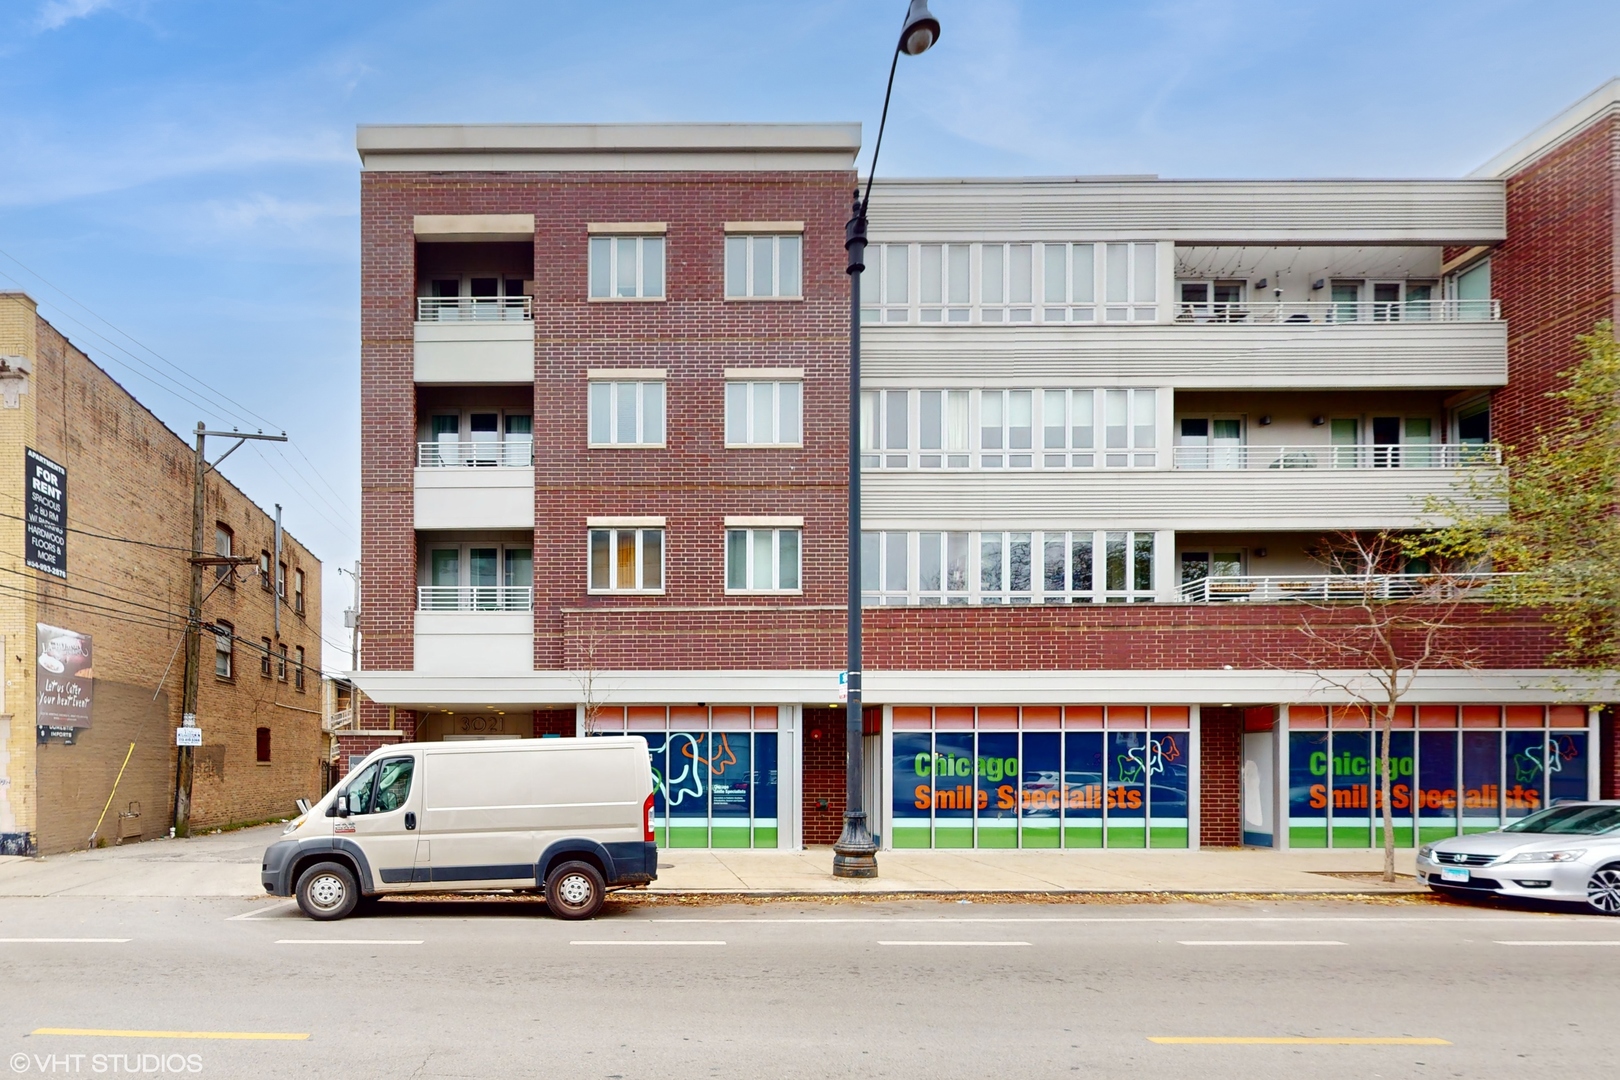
(405, 812, 417, 831)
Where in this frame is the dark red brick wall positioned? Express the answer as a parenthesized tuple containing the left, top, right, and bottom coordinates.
(332, 729, 406, 782)
(802, 707, 847, 845)
(1483, 115, 1620, 450)
(1602, 708, 1616, 800)
(1199, 706, 1244, 847)
(360, 168, 854, 677)
(533, 708, 576, 737)
(561, 601, 1565, 671)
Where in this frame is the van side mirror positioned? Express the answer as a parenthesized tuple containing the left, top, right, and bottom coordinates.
(336, 796, 349, 817)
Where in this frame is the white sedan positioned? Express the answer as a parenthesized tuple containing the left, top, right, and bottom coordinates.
(1417, 801, 1620, 915)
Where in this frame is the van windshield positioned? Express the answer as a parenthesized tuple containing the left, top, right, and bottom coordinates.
(1502, 805, 1620, 835)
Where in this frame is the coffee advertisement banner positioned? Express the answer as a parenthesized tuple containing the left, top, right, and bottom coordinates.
(36, 623, 93, 728)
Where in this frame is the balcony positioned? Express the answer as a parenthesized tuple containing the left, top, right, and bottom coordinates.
(414, 444, 534, 530)
(1171, 443, 1502, 470)
(417, 585, 533, 612)
(1171, 299, 1497, 325)
(416, 297, 531, 323)
(1180, 572, 1521, 604)
(414, 298, 534, 384)
(418, 440, 533, 468)
(414, 589, 533, 675)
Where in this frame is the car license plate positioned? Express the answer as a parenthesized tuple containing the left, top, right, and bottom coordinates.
(1440, 866, 1470, 883)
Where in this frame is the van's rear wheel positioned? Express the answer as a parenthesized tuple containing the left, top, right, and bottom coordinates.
(546, 861, 605, 920)
(296, 861, 359, 921)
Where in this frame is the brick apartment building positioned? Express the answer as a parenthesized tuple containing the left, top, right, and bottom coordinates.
(348, 88, 1618, 856)
(0, 293, 325, 855)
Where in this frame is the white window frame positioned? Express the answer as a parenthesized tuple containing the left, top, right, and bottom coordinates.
(588, 525, 665, 594)
(724, 524, 802, 594)
(860, 388, 911, 468)
(861, 529, 1158, 605)
(977, 389, 1035, 469)
(588, 377, 666, 447)
(725, 375, 803, 447)
(724, 231, 803, 299)
(979, 243, 1035, 323)
(588, 233, 665, 300)
(859, 243, 911, 323)
(213, 621, 233, 679)
(918, 243, 972, 323)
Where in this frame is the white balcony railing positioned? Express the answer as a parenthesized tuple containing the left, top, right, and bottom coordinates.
(322, 708, 356, 733)
(416, 296, 533, 323)
(1173, 299, 1499, 325)
(1172, 443, 1502, 470)
(417, 440, 534, 468)
(417, 586, 534, 612)
(1180, 572, 1522, 604)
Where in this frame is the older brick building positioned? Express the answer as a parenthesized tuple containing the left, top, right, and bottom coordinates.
(349, 115, 1611, 858)
(0, 293, 324, 855)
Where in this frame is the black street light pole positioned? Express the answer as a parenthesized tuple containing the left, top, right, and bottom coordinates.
(834, 0, 941, 879)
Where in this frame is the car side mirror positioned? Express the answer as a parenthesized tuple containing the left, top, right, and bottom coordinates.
(336, 796, 350, 817)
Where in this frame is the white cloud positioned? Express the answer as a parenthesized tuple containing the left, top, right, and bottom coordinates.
(36, 0, 116, 31)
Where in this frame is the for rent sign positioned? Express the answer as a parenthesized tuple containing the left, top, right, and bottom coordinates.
(24, 447, 66, 579)
(36, 623, 93, 728)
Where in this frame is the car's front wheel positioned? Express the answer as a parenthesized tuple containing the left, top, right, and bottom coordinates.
(1586, 864, 1620, 916)
(296, 861, 360, 921)
(546, 861, 606, 920)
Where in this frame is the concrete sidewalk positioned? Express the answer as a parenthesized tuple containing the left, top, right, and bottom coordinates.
(0, 825, 1425, 898)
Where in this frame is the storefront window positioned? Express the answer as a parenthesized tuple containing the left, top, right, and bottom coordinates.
(888, 706, 1189, 849)
(594, 706, 781, 848)
(1287, 706, 1594, 847)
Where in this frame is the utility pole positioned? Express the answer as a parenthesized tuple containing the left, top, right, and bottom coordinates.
(343, 560, 361, 671)
(172, 423, 287, 838)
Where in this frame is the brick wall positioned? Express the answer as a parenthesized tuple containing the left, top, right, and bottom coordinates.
(1484, 115, 1620, 450)
(801, 707, 846, 845)
(534, 708, 576, 737)
(1603, 708, 1616, 800)
(360, 168, 854, 678)
(1198, 706, 1245, 847)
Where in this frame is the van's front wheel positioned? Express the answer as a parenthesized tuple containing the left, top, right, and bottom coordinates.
(296, 861, 359, 921)
(546, 861, 606, 920)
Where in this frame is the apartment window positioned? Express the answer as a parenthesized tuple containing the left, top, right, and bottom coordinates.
(1447, 259, 1492, 320)
(979, 390, 1034, 468)
(260, 637, 273, 678)
(725, 528, 801, 592)
(1042, 243, 1097, 322)
(919, 244, 971, 322)
(214, 524, 234, 585)
(1102, 243, 1157, 322)
(725, 233, 802, 298)
(588, 380, 665, 446)
(1042, 389, 1098, 468)
(726, 380, 802, 446)
(1103, 388, 1157, 468)
(259, 550, 271, 590)
(859, 244, 910, 323)
(862, 529, 1157, 605)
(277, 643, 288, 682)
(589, 234, 664, 299)
(294, 646, 306, 691)
(918, 390, 970, 468)
(1180, 550, 1243, 587)
(860, 389, 910, 468)
(589, 528, 663, 593)
(293, 568, 305, 615)
(422, 410, 534, 467)
(277, 561, 287, 600)
(980, 243, 1035, 323)
(917, 531, 971, 603)
(213, 621, 233, 679)
(1176, 417, 1243, 469)
(256, 727, 271, 763)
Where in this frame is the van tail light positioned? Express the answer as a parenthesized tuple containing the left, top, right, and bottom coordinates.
(644, 791, 657, 843)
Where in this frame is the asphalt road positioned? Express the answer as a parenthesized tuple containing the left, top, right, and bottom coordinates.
(0, 894, 1616, 1079)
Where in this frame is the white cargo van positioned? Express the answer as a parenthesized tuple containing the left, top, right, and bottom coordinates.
(262, 737, 658, 920)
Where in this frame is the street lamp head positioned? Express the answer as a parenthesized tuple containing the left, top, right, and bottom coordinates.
(899, 0, 940, 55)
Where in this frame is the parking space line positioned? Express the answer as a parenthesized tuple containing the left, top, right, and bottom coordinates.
(651, 915, 1574, 925)
(0, 938, 130, 943)
(274, 939, 422, 946)
(32, 1028, 309, 1041)
(1495, 940, 1620, 947)
(227, 902, 296, 922)
(1178, 940, 1346, 946)
(1149, 1036, 1450, 1046)
(878, 940, 1031, 947)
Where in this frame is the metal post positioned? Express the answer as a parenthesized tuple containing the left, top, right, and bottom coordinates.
(833, 198, 878, 878)
(349, 560, 361, 671)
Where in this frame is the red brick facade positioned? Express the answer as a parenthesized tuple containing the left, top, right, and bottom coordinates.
(801, 707, 847, 845)
(1198, 707, 1245, 847)
(1479, 115, 1620, 450)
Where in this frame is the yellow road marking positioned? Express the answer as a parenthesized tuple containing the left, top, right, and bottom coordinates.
(32, 1028, 309, 1041)
(1150, 1037, 1450, 1046)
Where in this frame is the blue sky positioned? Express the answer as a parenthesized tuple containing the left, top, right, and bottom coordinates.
(2, 0, 1617, 669)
